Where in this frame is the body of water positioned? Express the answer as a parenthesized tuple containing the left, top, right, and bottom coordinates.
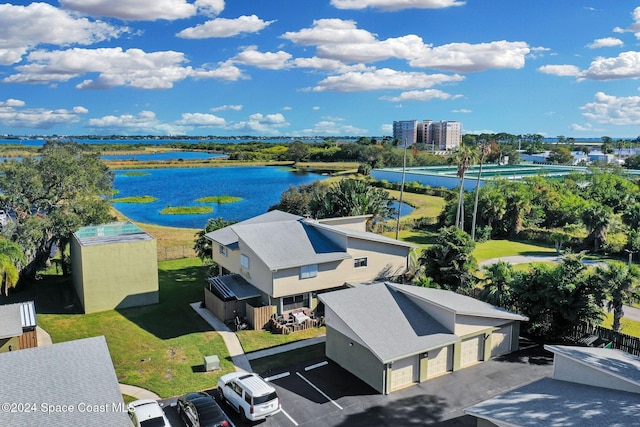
(102, 151, 227, 161)
(112, 166, 414, 229)
(113, 166, 326, 228)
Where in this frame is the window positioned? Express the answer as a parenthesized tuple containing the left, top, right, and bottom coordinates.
(283, 294, 309, 311)
(219, 245, 228, 256)
(300, 264, 318, 279)
(240, 254, 250, 269)
(354, 257, 368, 268)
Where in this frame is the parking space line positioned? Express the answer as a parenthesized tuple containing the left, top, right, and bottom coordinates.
(281, 408, 299, 426)
(264, 371, 290, 381)
(304, 361, 328, 371)
(296, 372, 343, 410)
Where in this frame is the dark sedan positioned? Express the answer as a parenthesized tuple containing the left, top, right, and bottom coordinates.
(176, 392, 231, 427)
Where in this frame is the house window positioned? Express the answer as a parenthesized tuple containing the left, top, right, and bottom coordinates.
(219, 245, 228, 257)
(354, 257, 368, 268)
(300, 264, 318, 279)
(240, 254, 250, 269)
(282, 294, 309, 311)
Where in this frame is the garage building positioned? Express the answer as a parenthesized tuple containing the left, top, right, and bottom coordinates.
(319, 283, 527, 394)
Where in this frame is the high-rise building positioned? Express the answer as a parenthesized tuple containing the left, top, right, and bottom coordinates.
(392, 120, 418, 147)
(432, 121, 462, 150)
(393, 119, 461, 150)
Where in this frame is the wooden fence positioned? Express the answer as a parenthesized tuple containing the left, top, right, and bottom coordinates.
(571, 323, 640, 356)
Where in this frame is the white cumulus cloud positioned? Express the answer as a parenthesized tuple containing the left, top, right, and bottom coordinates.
(587, 37, 624, 49)
(381, 89, 460, 102)
(211, 104, 243, 112)
(176, 113, 226, 127)
(538, 64, 582, 77)
(59, 0, 197, 21)
(0, 2, 127, 65)
(0, 99, 88, 129)
(580, 91, 640, 125)
(231, 46, 292, 70)
(330, 0, 465, 11)
(310, 68, 464, 92)
(283, 19, 529, 72)
(177, 15, 275, 39)
(229, 113, 289, 134)
(582, 51, 640, 80)
(4, 47, 246, 88)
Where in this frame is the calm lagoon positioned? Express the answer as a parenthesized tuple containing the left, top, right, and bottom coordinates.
(102, 151, 226, 161)
(112, 166, 327, 228)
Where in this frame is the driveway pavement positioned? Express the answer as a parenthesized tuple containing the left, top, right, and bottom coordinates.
(161, 343, 552, 427)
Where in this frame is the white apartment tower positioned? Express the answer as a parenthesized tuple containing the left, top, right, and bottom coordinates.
(392, 120, 418, 146)
(432, 121, 461, 150)
(393, 119, 461, 150)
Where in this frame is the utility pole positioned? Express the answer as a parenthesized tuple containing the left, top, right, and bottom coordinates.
(395, 138, 408, 240)
(625, 249, 637, 267)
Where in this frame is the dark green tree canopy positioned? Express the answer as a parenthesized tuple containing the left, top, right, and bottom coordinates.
(0, 141, 115, 278)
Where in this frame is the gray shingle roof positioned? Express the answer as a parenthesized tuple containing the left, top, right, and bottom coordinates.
(232, 220, 351, 270)
(0, 336, 131, 427)
(545, 344, 640, 386)
(205, 210, 302, 246)
(464, 377, 640, 427)
(390, 284, 528, 321)
(319, 283, 458, 363)
(0, 303, 23, 339)
(307, 221, 415, 248)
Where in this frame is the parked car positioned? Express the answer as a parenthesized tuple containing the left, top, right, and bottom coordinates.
(218, 372, 281, 422)
(177, 391, 230, 427)
(128, 399, 172, 427)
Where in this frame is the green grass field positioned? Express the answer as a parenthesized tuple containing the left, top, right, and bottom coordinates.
(160, 206, 213, 215)
(473, 239, 556, 262)
(111, 195, 158, 203)
(38, 258, 232, 398)
(195, 196, 243, 204)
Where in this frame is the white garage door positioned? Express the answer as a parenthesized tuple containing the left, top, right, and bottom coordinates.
(427, 346, 453, 378)
(491, 325, 512, 358)
(460, 335, 484, 367)
(390, 356, 418, 391)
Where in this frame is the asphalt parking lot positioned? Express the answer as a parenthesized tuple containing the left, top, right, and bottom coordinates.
(161, 344, 553, 427)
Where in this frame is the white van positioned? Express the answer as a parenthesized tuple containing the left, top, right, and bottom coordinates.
(218, 372, 281, 422)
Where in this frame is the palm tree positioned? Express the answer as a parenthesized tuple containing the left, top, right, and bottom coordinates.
(592, 261, 640, 332)
(0, 240, 24, 296)
(479, 260, 515, 308)
(449, 145, 478, 231)
(582, 203, 612, 253)
(471, 141, 491, 241)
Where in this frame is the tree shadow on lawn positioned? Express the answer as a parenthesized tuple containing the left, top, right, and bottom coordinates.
(116, 264, 213, 340)
(0, 275, 82, 315)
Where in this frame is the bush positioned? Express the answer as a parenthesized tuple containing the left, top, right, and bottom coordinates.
(475, 225, 492, 243)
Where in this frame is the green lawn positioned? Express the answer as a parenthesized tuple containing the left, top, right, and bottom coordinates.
(601, 312, 640, 338)
(473, 239, 557, 262)
(38, 258, 233, 398)
(237, 327, 326, 354)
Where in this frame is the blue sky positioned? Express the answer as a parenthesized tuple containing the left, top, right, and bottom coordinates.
(2, 1, 640, 138)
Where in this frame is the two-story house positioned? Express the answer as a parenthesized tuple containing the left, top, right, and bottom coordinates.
(204, 210, 414, 327)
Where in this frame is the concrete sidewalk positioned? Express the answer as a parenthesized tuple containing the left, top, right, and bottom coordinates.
(120, 383, 161, 400)
(189, 302, 253, 373)
(190, 302, 326, 369)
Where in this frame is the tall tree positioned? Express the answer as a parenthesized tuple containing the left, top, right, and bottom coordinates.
(0, 141, 114, 279)
(419, 226, 476, 293)
(287, 141, 310, 165)
(479, 260, 516, 308)
(0, 240, 25, 295)
(471, 141, 491, 241)
(310, 178, 394, 229)
(592, 261, 640, 333)
(582, 203, 612, 253)
(449, 145, 477, 231)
